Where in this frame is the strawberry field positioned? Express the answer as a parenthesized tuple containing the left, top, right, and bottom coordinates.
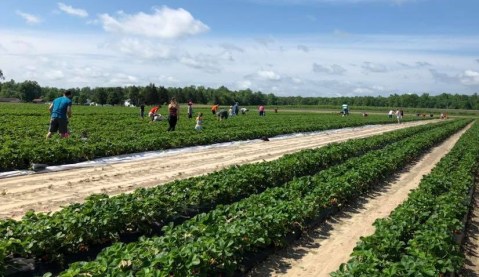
(0, 103, 426, 172)
(1, 107, 478, 276)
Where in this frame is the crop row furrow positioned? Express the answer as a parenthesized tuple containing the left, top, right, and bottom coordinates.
(333, 121, 479, 277)
(0, 120, 462, 274)
(58, 120, 470, 276)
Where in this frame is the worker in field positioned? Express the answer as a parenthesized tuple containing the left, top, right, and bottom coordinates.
(148, 105, 161, 122)
(395, 109, 402, 124)
(211, 104, 219, 115)
(342, 104, 349, 116)
(46, 90, 73, 139)
(233, 102, 239, 116)
(217, 109, 228, 120)
(258, 105, 265, 116)
(195, 112, 204, 131)
(140, 103, 146, 119)
(167, 98, 179, 131)
(187, 100, 193, 119)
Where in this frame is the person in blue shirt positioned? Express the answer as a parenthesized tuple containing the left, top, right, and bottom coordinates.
(46, 90, 73, 139)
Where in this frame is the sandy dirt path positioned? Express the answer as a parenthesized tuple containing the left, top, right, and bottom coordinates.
(247, 123, 470, 277)
(0, 120, 435, 220)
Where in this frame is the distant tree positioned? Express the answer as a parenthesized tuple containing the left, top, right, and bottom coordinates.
(142, 83, 160, 105)
(107, 87, 123, 106)
(93, 87, 108, 105)
(79, 87, 92, 105)
(43, 87, 61, 101)
(158, 86, 169, 105)
(127, 86, 140, 106)
(18, 80, 42, 102)
(0, 79, 18, 98)
(0, 69, 4, 80)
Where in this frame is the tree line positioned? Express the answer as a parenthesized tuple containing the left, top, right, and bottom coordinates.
(0, 78, 478, 110)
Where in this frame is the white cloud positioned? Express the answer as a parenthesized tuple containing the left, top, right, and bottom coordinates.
(257, 70, 281, 81)
(159, 75, 180, 83)
(179, 53, 222, 73)
(113, 38, 173, 60)
(429, 69, 479, 87)
(237, 80, 253, 89)
(108, 73, 139, 85)
(16, 11, 42, 25)
(429, 69, 459, 84)
(1, 29, 479, 96)
(255, 37, 276, 47)
(297, 45, 309, 52)
(313, 63, 347, 75)
(292, 77, 302, 84)
(398, 61, 431, 68)
(57, 3, 88, 18)
(459, 70, 479, 86)
(99, 6, 209, 39)
(220, 43, 244, 53)
(45, 70, 65, 80)
(361, 61, 388, 73)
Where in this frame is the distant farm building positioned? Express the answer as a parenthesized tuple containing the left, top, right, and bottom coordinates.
(0, 98, 21, 103)
(32, 98, 45, 104)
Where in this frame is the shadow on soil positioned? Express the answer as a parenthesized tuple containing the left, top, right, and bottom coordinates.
(244, 164, 411, 276)
(459, 182, 479, 277)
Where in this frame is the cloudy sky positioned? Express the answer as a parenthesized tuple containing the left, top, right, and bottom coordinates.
(1, 0, 479, 97)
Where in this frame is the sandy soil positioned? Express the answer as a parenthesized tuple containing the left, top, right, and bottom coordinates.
(247, 123, 470, 277)
(0, 120, 436, 220)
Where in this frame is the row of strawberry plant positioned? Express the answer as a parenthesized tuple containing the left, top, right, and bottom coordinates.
(58, 118, 469, 275)
(0, 103, 429, 171)
(332, 121, 479, 277)
(0, 121, 456, 273)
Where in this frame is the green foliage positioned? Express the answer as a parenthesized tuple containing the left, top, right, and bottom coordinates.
(57, 119, 469, 276)
(0, 119, 463, 274)
(333, 122, 479, 277)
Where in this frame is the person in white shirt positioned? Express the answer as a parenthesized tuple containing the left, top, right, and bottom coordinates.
(388, 109, 394, 119)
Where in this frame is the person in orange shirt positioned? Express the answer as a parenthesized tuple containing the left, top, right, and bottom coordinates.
(148, 105, 160, 121)
(211, 104, 219, 115)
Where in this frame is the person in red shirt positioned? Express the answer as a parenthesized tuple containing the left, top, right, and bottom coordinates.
(148, 105, 160, 121)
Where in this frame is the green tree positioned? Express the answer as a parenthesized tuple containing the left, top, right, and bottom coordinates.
(158, 86, 169, 105)
(0, 79, 18, 98)
(79, 87, 92, 105)
(93, 87, 108, 105)
(107, 87, 124, 106)
(18, 80, 42, 102)
(127, 86, 140, 106)
(142, 83, 160, 105)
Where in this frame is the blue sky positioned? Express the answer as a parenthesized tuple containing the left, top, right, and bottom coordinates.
(1, 0, 479, 97)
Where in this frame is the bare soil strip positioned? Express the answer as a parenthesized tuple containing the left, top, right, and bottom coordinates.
(0, 121, 434, 220)
(247, 123, 470, 277)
